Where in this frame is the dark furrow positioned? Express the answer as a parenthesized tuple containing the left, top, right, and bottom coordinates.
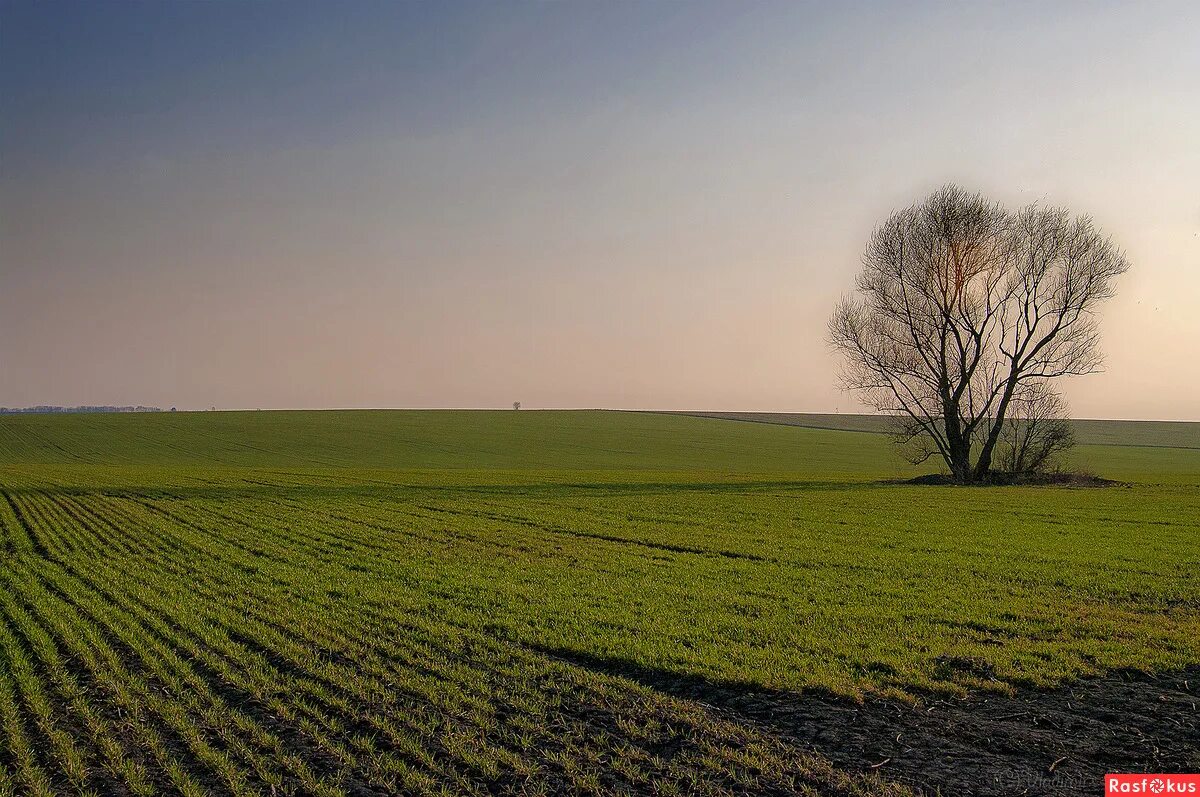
(0, 585, 144, 795)
(1, 492, 53, 560)
(0, 564, 225, 797)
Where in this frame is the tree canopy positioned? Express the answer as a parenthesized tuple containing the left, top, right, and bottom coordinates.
(830, 185, 1129, 482)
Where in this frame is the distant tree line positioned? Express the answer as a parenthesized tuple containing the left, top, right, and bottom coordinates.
(0, 406, 163, 414)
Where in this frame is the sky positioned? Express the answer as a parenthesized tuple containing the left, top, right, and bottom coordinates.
(2, 1, 1198, 419)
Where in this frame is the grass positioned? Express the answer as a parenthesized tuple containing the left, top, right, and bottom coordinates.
(667, 410, 1200, 449)
(0, 409, 1197, 795)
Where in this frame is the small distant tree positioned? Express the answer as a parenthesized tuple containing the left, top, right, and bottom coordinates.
(513, 401, 521, 411)
(829, 185, 1128, 483)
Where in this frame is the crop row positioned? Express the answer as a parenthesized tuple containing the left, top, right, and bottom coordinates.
(0, 487, 889, 796)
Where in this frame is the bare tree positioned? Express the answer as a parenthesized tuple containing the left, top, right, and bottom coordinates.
(513, 401, 521, 411)
(829, 185, 1128, 483)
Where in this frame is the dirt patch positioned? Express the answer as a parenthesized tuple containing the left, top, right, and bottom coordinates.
(539, 649, 1200, 797)
(753, 668, 1199, 796)
(900, 472, 1125, 488)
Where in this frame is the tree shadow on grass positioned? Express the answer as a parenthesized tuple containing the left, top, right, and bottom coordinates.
(8, 477, 861, 503)
(531, 645, 1200, 797)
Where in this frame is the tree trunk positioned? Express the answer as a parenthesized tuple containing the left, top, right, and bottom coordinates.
(949, 440, 973, 482)
(972, 377, 1019, 481)
(944, 422, 973, 483)
(941, 388, 975, 483)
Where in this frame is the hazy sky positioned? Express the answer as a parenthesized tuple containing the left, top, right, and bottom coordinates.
(3, 1, 1198, 419)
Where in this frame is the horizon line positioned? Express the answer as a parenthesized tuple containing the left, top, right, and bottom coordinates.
(3, 406, 1198, 425)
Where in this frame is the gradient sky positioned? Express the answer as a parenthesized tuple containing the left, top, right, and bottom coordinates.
(2, 1, 1198, 418)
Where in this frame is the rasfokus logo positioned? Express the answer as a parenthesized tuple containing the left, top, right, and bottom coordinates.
(1107, 775, 1200, 794)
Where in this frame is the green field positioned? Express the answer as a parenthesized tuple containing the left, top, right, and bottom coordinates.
(0, 410, 1197, 795)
